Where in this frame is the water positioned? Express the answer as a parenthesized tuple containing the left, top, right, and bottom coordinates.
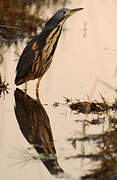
(1, 0, 117, 180)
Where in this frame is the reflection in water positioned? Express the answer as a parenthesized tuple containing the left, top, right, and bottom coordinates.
(0, 0, 68, 45)
(14, 88, 64, 175)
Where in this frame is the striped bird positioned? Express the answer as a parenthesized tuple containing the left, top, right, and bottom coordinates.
(15, 8, 83, 90)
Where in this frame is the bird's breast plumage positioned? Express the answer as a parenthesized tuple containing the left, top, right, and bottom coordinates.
(36, 25, 63, 76)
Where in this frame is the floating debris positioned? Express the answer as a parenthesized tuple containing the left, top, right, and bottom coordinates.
(53, 102, 60, 107)
(69, 100, 109, 114)
(68, 94, 117, 114)
(63, 96, 71, 103)
(71, 137, 77, 149)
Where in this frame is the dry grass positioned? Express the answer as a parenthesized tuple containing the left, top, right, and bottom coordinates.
(0, 73, 9, 96)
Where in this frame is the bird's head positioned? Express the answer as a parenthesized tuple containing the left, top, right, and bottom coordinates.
(45, 8, 83, 29)
(54, 8, 83, 22)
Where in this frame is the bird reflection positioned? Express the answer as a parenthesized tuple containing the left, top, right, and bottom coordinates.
(14, 88, 64, 175)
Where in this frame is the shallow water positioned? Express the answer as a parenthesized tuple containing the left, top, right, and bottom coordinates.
(1, 88, 107, 180)
(1, 0, 117, 180)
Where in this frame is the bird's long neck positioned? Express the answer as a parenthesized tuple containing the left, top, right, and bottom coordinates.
(38, 24, 63, 75)
(42, 24, 63, 60)
(45, 24, 63, 44)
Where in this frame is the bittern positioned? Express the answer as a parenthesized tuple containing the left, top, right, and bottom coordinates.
(15, 8, 83, 90)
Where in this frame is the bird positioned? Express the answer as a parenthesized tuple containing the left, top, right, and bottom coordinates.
(15, 8, 83, 91)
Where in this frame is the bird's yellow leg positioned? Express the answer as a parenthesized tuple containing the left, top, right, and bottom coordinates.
(25, 80, 27, 90)
(36, 76, 43, 90)
(36, 76, 42, 101)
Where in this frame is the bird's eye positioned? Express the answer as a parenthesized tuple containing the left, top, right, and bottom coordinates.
(63, 10, 66, 15)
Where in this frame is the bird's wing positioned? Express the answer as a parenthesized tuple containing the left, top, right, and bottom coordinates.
(15, 38, 40, 81)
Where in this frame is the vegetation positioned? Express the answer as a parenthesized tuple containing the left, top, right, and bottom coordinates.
(0, 73, 9, 96)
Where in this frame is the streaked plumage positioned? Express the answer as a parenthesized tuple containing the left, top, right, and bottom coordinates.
(15, 8, 83, 89)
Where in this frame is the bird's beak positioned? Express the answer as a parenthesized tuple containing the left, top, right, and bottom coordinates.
(69, 8, 83, 16)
